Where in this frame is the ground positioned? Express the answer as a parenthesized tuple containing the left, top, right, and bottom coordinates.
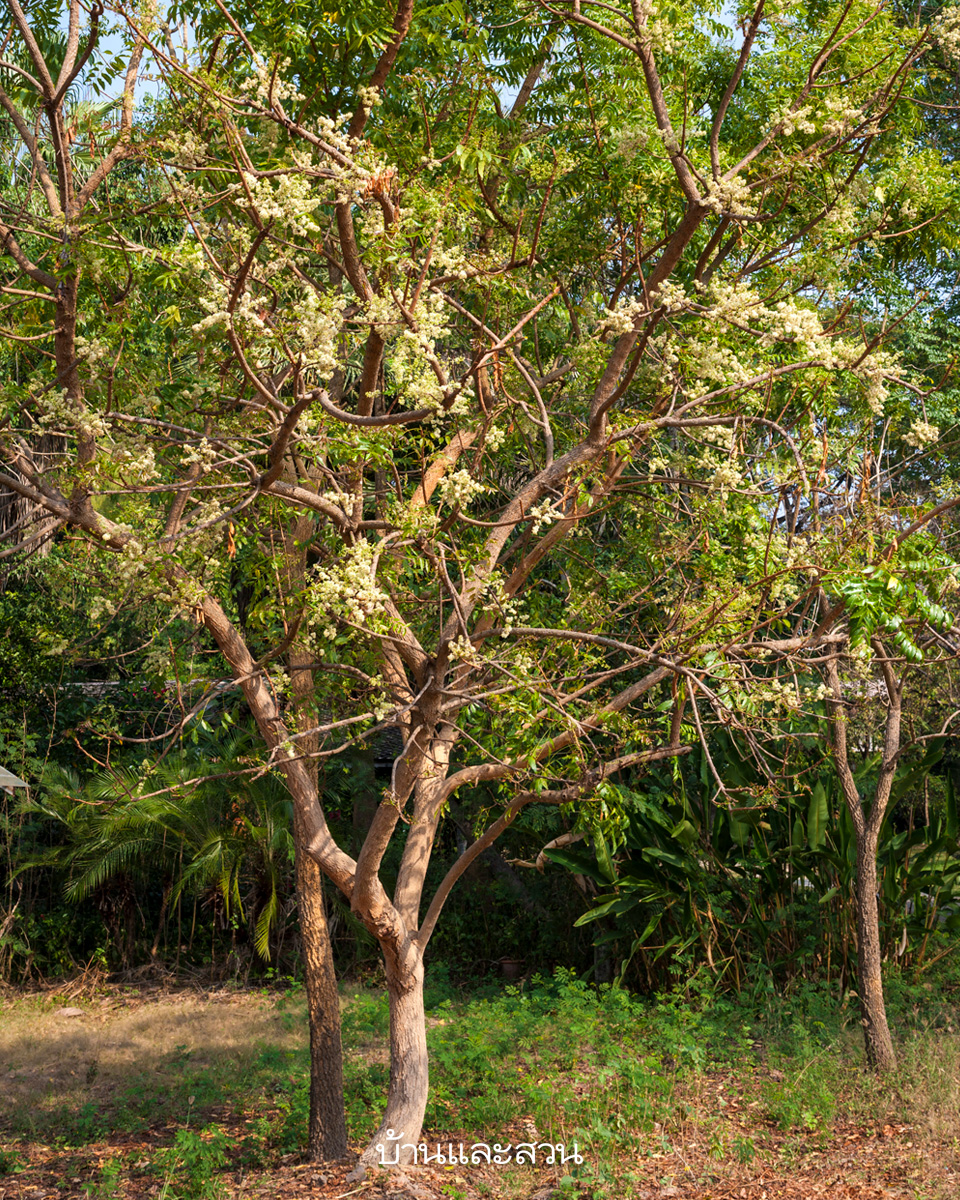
(0, 981, 958, 1200)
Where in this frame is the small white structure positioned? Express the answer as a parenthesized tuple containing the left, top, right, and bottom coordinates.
(0, 766, 27, 793)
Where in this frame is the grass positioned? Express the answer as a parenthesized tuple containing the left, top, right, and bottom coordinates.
(0, 967, 959, 1197)
(0, 986, 308, 1143)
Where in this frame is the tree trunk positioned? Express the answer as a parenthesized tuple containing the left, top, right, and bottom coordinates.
(825, 648, 901, 1074)
(853, 835, 897, 1071)
(354, 946, 428, 1171)
(294, 808, 349, 1160)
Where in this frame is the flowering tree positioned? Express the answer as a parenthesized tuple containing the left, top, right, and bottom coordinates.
(2, 0, 959, 1164)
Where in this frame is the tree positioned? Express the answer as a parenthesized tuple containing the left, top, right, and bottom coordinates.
(1, 0, 957, 1165)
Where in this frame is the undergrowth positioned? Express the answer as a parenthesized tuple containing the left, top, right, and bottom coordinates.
(1, 960, 959, 1197)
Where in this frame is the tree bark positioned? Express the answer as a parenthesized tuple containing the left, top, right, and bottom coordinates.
(275, 507, 350, 1159)
(853, 833, 896, 1071)
(825, 646, 901, 1073)
(353, 943, 428, 1171)
(294, 806, 349, 1160)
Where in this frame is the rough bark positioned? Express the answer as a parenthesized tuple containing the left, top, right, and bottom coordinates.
(853, 832, 896, 1071)
(284, 509, 349, 1161)
(825, 647, 901, 1073)
(293, 806, 349, 1160)
(352, 944, 428, 1172)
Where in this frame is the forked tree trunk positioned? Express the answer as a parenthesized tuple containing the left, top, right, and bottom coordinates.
(294, 808, 349, 1160)
(853, 834, 896, 1071)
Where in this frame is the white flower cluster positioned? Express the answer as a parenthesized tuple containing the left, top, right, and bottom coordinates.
(356, 85, 382, 113)
(710, 462, 743, 494)
(310, 538, 388, 636)
(636, 0, 677, 52)
(295, 291, 346, 377)
(527, 498, 560, 535)
(699, 425, 734, 450)
(602, 296, 648, 337)
(689, 285, 898, 408)
(688, 339, 751, 386)
(773, 103, 817, 138)
(237, 58, 304, 108)
(161, 129, 207, 170)
(615, 127, 649, 163)
(87, 594, 116, 623)
(448, 635, 483, 665)
(437, 468, 486, 509)
(485, 425, 506, 451)
(904, 420, 939, 449)
(822, 94, 863, 139)
(654, 279, 687, 314)
(748, 676, 811, 713)
(181, 438, 219, 473)
(386, 292, 452, 410)
(242, 171, 323, 238)
(703, 175, 756, 218)
(432, 244, 474, 280)
(763, 300, 826, 359)
(933, 5, 960, 60)
(114, 536, 146, 585)
(482, 573, 523, 637)
(191, 271, 268, 342)
(113, 445, 161, 484)
(38, 388, 108, 439)
(75, 336, 111, 381)
(864, 372, 888, 416)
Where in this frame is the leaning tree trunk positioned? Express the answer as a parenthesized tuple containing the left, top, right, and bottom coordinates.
(294, 807, 349, 1160)
(853, 833, 897, 1071)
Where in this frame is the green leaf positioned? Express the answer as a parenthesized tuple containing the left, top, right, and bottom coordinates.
(947, 774, 959, 841)
(541, 848, 611, 886)
(670, 818, 699, 850)
(593, 832, 617, 884)
(808, 783, 828, 851)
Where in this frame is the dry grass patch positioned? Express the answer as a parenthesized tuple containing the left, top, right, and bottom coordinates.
(0, 987, 308, 1133)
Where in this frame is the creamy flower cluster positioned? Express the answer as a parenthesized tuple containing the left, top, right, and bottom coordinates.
(385, 292, 453, 411)
(527, 498, 561, 535)
(242, 171, 323, 238)
(237, 58, 305, 108)
(310, 539, 388, 637)
(161, 129, 208, 170)
(636, 0, 678, 53)
(703, 176, 756, 218)
(904, 420, 939, 449)
(448, 635, 483, 665)
(38, 388, 108, 439)
(113, 445, 161, 484)
(603, 297, 648, 337)
(295, 291, 346, 378)
(356, 85, 382, 113)
(934, 5, 960, 60)
(75, 336, 111, 381)
(437, 468, 486, 509)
